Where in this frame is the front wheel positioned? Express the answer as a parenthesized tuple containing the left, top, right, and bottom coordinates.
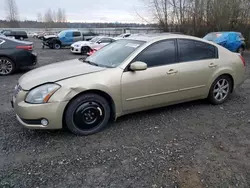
(208, 75, 232, 105)
(81, 46, 90, 55)
(0, 57, 16, 76)
(65, 94, 111, 136)
(53, 43, 61, 49)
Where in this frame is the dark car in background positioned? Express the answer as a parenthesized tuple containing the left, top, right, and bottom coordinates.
(2, 30, 28, 40)
(203, 32, 246, 54)
(0, 35, 37, 75)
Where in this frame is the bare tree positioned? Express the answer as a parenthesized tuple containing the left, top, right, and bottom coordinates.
(57, 8, 63, 22)
(4, 0, 19, 21)
(37, 12, 43, 22)
(44, 8, 53, 23)
(61, 9, 67, 23)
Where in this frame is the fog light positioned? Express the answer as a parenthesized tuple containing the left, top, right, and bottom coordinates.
(41, 119, 49, 126)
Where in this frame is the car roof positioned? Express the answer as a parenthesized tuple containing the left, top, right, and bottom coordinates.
(125, 33, 201, 42)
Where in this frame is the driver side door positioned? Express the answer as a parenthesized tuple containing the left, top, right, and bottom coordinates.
(121, 39, 180, 112)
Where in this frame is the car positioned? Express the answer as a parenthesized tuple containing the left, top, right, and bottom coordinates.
(203, 32, 246, 54)
(42, 30, 84, 49)
(2, 30, 28, 40)
(82, 32, 99, 41)
(12, 33, 246, 136)
(0, 35, 37, 76)
(71, 36, 115, 54)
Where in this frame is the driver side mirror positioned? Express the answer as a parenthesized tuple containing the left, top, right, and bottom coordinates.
(97, 41, 101, 44)
(130, 61, 147, 71)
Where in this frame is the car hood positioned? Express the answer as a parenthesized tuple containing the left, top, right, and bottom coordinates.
(19, 59, 106, 90)
(44, 35, 57, 39)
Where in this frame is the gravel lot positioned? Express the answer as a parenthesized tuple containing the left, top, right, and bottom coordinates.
(1, 38, 250, 188)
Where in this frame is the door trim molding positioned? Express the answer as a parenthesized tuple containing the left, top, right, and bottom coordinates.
(126, 90, 179, 101)
(179, 85, 205, 92)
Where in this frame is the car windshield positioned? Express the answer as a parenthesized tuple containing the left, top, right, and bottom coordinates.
(58, 31, 67, 38)
(204, 33, 223, 41)
(84, 39, 145, 68)
(90, 37, 101, 42)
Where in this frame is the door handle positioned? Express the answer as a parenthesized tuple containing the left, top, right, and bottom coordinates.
(209, 63, 217, 68)
(167, 69, 178, 75)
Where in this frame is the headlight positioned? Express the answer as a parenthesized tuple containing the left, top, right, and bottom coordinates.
(25, 83, 60, 104)
(75, 45, 79, 47)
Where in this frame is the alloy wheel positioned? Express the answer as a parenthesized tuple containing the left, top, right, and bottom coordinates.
(213, 78, 230, 102)
(0, 58, 13, 75)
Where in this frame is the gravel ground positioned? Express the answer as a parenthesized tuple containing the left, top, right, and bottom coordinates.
(1, 38, 250, 188)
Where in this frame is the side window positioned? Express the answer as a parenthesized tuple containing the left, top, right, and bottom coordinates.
(73, 32, 81, 37)
(178, 39, 217, 62)
(134, 40, 176, 67)
(99, 38, 112, 43)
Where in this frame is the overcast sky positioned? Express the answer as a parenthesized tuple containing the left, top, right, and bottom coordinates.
(0, 0, 150, 23)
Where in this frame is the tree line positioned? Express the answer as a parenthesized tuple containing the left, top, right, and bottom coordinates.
(147, 0, 250, 37)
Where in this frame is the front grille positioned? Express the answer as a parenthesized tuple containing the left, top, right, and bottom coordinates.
(14, 84, 22, 97)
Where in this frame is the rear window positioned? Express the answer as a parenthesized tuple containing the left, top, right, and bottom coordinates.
(178, 39, 218, 62)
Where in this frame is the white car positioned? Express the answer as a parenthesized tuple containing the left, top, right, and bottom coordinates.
(71, 36, 115, 54)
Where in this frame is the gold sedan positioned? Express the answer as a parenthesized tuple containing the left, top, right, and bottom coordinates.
(12, 34, 246, 135)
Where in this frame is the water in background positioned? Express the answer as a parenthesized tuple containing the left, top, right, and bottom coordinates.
(0, 27, 161, 37)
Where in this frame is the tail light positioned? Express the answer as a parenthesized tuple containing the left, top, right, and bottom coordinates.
(239, 55, 246, 67)
(16, 45, 33, 51)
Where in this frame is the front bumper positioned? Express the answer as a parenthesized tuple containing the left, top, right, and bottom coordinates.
(12, 90, 68, 130)
(71, 46, 81, 54)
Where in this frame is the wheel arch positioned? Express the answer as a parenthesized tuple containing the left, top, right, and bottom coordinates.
(209, 73, 234, 94)
(62, 89, 116, 128)
(0, 55, 16, 66)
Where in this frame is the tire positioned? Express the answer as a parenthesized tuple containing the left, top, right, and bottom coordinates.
(208, 75, 233, 105)
(65, 93, 111, 136)
(53, 43, 61, 49)
(0, 57, 16, 76)
(237, 47, 244, 55)
(81, 46, 90, 55)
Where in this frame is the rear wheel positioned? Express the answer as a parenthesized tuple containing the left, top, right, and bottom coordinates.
(65, 94, 111, 136)
(208, 75, 232, 105)
(0, 57, 16, 76)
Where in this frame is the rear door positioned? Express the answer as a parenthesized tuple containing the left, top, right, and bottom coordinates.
(73, 31, 82, 42)
(177, 39, 219, 99)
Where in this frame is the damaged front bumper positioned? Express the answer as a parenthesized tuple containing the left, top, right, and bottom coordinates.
(13, 89, 68, 129)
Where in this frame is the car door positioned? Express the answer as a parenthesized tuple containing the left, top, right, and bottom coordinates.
(121, 39, 180, 112)
(177, 39, 219, 99)
(73, 31, 82, 43)
(61, 31, 73, 46)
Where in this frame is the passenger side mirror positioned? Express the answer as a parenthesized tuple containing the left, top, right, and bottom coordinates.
(97, 41, 101, 44)
(130, 61, 147, 71)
